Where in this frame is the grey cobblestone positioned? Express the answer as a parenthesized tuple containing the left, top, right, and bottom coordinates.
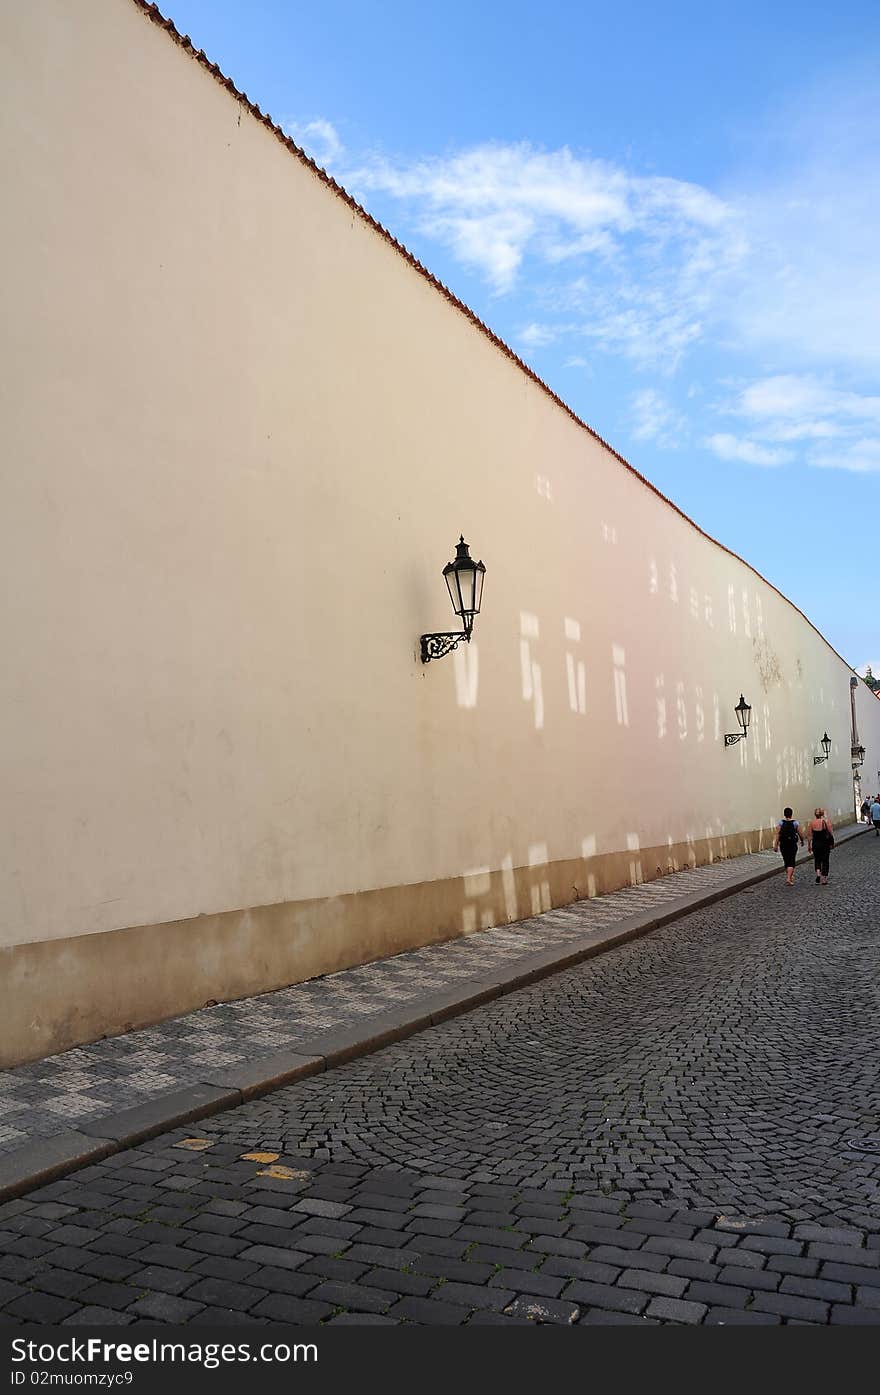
(704, 1307, 781, 1325)
(432, 1281, 514, 1312)
(589, 1245, 668, 1271)
(386, 1296, 471, 1325)
(62, 1306, 135, 1325)
(715, 1246, 763, 1268)
(541, 1256, 623, 1284)
(236, 1244, 309, 1271)
(645, 1296, 707, 1323)
(126, 1294, 204, 1322)
(489, 1268, 566, 1298)
(363, 1268, 434, 1297)
(569, 1224, 644, 1248)
(807, 1243, 880, 1267)
(503, 1295, 579, 1324)
(667, 1259, 719, 1283)
(821, 1262, 880, 1285)
(829, 1304, 880, 1324)
(750, 1292, 830, 1322)
(793, 1223, 863, 1246)
(780, 1275, 851, 1303)
(248, 1294, 334, 1323)
(619, 1268, 688, 1298)
(563, 1281, 647, 1314)
(765, 1254, 819, 1277)
(642, 1236, 717, 1262)
(308, 1281, 395, 1313)
(685, 1281, 751, 1308)
(739, 1235, 804, 1257)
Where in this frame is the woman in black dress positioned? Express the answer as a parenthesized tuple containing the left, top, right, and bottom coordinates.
(806, 807, 834, 886)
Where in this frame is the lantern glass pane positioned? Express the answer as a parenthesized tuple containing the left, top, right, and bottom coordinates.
(473, 563, 485, 614)
(456, 562, 477, 615)
(444, 566, 463, 617)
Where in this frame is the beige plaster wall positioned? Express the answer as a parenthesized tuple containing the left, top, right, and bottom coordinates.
(1, 0, 878, 1062)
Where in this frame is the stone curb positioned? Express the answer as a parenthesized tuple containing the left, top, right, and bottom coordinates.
(0, 823, 868, 1204)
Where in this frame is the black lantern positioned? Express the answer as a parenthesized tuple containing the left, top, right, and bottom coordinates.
(724, 693, 752, 747)
(814, 731, 832, 765)
(852, 743, 866, 767)
(421, 535, 486, 663)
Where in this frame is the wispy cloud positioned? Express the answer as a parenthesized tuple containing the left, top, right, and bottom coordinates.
(630, 389, 687, 447)
(810, 439, 880, 473)
(341, 141, 745, 342)
(286, 104, 879, 474)
(715, 373, 880, 470)
(724, 87, 880, 374)
(517, 322, 560, 349)
(284, 117, 344, 168)
(735, 375, 880, 428)
(704, 434, 793, 467)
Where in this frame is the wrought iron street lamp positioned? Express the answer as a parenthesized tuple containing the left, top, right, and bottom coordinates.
(852, 743, 866, 767)
(813, 732, 832, 765)
(723, 693, 752, 747)
(420, 535, 486, 663)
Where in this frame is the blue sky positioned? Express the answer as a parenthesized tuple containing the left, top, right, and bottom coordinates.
(165, 0, 879, 673)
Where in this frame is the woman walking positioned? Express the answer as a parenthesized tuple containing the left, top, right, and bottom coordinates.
(806, 807, 834, 885)
(773, 807, 804, 885)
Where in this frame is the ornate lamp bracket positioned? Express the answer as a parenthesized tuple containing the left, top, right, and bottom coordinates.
(420, 630, 469, 664)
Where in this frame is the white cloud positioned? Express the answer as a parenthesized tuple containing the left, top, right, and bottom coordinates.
(297, 95, 880, 466)
(704, 434, 793, 467)
(809, 438, 880, 473)
(736, 375, 880, 426)
(284, 118, 343, 168)
(344, 141, 744, 313)
(723, 173, 877, 375)
(630, 389, 687, 447)
(518, 322, 558, 349)
(714, 373, 880, 469)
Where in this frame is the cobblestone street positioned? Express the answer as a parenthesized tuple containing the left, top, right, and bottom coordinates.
(0, 843, 788, 1156)
(2, 833, 879, 1326)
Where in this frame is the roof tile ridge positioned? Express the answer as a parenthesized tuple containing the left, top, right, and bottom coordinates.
(130, 0, 859, 677)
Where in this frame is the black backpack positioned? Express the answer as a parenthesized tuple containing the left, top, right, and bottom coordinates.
(779, 819, 798, 847)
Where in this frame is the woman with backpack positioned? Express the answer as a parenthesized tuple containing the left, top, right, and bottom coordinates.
(806, 807, 835, 885)
(773, 807, 805, 885)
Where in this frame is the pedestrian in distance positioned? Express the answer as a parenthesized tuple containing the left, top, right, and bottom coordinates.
(773, 806, 804, 885)
(871, 796, 880, 836)
(806, 807, 835, 885)
(861, 797, 871, 824)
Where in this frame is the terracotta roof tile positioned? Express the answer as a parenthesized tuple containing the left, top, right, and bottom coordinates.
(130, 0, 859, 677)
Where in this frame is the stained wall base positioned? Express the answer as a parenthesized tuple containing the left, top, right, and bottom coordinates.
(1, 826, 772, 1067)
